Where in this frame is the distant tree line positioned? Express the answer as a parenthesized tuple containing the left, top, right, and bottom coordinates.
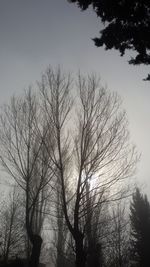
(0, 183, 149, 267)
(0, 67, 148, 267)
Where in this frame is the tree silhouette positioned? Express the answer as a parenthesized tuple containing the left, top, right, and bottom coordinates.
(0, 186, 24, 263)
(40, 67, 138, 267)
(105, 202, 130, 267)
(0, 67, 138, 267)
(0, 90, 53, 267)
(69, 0, 150, 80)
(130, 188, 150, 267)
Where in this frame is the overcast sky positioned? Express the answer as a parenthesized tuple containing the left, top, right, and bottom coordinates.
(0, 0, 150, 194)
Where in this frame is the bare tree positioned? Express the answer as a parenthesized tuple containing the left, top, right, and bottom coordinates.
(104, 202, 130, 267)
(0, 186, 24, 263)
(0, 89, 53, 267)
(40, 67, 138, 267)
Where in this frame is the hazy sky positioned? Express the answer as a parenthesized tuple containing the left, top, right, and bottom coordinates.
(0, 0, 150, 194)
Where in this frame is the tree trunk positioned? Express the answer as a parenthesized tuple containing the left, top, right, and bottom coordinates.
(75, 233, 86, 267)
(87, 243, 103, 267)
(29, 234, 42, 267)
(4, 250, 9, 264)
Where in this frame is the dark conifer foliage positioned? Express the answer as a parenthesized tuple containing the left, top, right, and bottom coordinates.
(130, 188, 150, 267)
(69, 0, 150, 80)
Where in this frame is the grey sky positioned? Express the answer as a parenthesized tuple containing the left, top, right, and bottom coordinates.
(0, 0, 150, 193)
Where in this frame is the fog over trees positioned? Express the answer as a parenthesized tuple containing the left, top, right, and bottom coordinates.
(0, 67, 146, 267)
(130, 188, 150, 267)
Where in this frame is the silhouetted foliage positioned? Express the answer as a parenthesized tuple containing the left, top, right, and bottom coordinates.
(130, 188, 150, 267)
(69, 0, 150, 80)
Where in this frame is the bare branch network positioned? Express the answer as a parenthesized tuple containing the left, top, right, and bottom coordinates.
(0, 67, 138, 267)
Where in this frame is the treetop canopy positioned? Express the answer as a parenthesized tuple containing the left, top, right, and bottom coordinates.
(69, 0, 150, 80)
